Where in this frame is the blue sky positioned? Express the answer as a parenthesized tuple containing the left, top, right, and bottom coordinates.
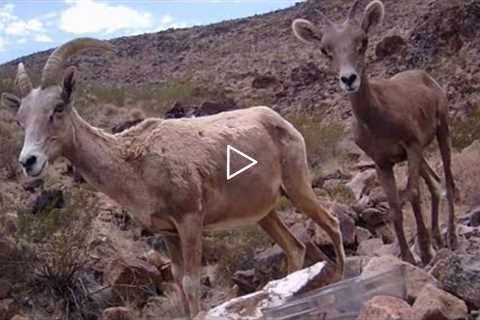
(0, 0, 301, 63)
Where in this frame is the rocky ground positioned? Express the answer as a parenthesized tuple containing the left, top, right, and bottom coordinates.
(1, 0, 480, 319)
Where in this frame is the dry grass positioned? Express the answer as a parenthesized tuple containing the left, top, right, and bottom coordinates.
(0, 117, 22, 179)
(285, 113, 345, 167)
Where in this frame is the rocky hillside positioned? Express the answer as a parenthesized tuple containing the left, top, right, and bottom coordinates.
(0, 0, 478, 120)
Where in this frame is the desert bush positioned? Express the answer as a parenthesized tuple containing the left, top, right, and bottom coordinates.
(451, 106, 480, 150)
(285, 113, 345, 166)
(203, 226, 271, 284)
(14, 188, 102, 319)
(0, 118, 22, 179)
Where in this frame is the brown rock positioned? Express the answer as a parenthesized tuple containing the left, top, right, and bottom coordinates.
(10, 316, 29, 320)
(0, 299, 16, 320)
(102, 307, 132, 320)
(0, 280, 12, 299)
(375, 35, 407, 59)
(430, 250, 480, 308)
(356, 226, 373, 244)
(362, 255, 438, 301)
(357, 295, 415, 320)
(361, 207, 391, 228)
(413, 284, 468, 320)
(357, 238, 383, 257)
(104, 256, 163, 305)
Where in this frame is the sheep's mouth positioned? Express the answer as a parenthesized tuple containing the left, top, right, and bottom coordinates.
(28, 161, 47, 177)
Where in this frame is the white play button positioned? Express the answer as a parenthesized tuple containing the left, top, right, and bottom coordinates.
(227, 145, 258, 180)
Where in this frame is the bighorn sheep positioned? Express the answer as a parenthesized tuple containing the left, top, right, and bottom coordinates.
(2, 38, 345, 317)
(292, 0, 457, 265)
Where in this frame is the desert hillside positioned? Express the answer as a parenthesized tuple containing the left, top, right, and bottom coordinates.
(1, 0, 480, 319)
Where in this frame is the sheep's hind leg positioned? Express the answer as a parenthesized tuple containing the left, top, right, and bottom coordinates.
(175, 214, 204, 318)
(258, 209, 306, 273)
(421, 160, 443, 249)
(163, 235, 189, 316)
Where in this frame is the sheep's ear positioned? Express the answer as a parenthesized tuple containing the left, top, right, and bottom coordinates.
(361, 0, 385, 33)
(62, 66, 76, 105)
(292, 19, 323, 44)
(1, 92, 21, 111)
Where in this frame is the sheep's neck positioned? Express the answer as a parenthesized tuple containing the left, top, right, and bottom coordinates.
(348, 71, 381, 128)
(63, 109, 127, 197)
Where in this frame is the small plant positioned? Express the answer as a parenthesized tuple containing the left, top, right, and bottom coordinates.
(450, 105, 480, 150)
(285, 113, 345, 166)
(0, 118, 22, 179)
(15, 188, 102, 319)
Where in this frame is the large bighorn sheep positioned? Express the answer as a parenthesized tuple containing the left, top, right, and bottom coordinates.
(2, 38, 345, 317)
(292, 0, 457, 265)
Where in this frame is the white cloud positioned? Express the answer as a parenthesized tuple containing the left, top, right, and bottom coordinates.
(5, 18, 44, 36)
(60, 0, 153, 34)
(34, 34, 53, 43)
(0, 37, 5, 51)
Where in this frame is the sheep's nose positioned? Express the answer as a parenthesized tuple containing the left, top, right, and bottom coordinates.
(341, 74, 358, 86)
(20, 155, 37, 171)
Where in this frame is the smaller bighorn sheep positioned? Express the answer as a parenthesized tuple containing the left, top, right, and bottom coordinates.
(292, 0, 457, 265)
(2, 38, 345, 317)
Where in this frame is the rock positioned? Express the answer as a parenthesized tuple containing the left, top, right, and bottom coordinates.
(413, 284, 468, 320)
(164, 102, 194, 119)
(0, 280, 12, 299)
(375, 35, 407, 59)
(356, 226, 373, 244)
(346, 169, 376, 200)
(290, 62, 322, 87)
(357, 238, 384, 257)
(357, 296, 415, 320)
(202, 262, 329, 320)
(344, 256, 371, 279)
(0, 299, 16, 320)
(251, 74, 278, 89)
(102, 307, 132, 320)
(144, 249, 167, 269)
(232, 269, 257, 294)
(194, 99, 237, 117)
(430, 250, 480, 308)
(375, 224, 396, 244)
(468, 207, 480, 227)
(362, 255, 438, 301)
(10, 316, 29, 320)
(361, 207, 391, 228)
(31, 189, 64, 215)
(104, 256, 163, 305)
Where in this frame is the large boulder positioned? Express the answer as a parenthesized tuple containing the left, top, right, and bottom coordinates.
(357, 295, 415, 320)
(413, 284, 468, 320)
(430, 250, 480, 308)
(102, 307, 132, 320)
(200, 262, 329, 320)
(362, 255, 438, 301)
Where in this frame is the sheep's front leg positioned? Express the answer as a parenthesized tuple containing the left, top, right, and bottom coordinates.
(176, 214, 203, 317)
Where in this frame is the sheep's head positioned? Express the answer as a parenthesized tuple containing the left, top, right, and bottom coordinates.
(292, 0, 384, 94)
(1, 38, 112, 177)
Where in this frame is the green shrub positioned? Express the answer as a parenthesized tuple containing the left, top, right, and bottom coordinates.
(285, 114, 345, 166)
(451, 106, 480, 150)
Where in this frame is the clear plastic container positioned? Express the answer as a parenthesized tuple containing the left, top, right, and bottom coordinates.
(262, 265, 407, 320)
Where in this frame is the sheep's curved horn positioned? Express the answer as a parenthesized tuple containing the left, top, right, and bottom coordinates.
(41, 37, 113, 88)
(347, 0, 361, 21)
(15, 63, 33, 97)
